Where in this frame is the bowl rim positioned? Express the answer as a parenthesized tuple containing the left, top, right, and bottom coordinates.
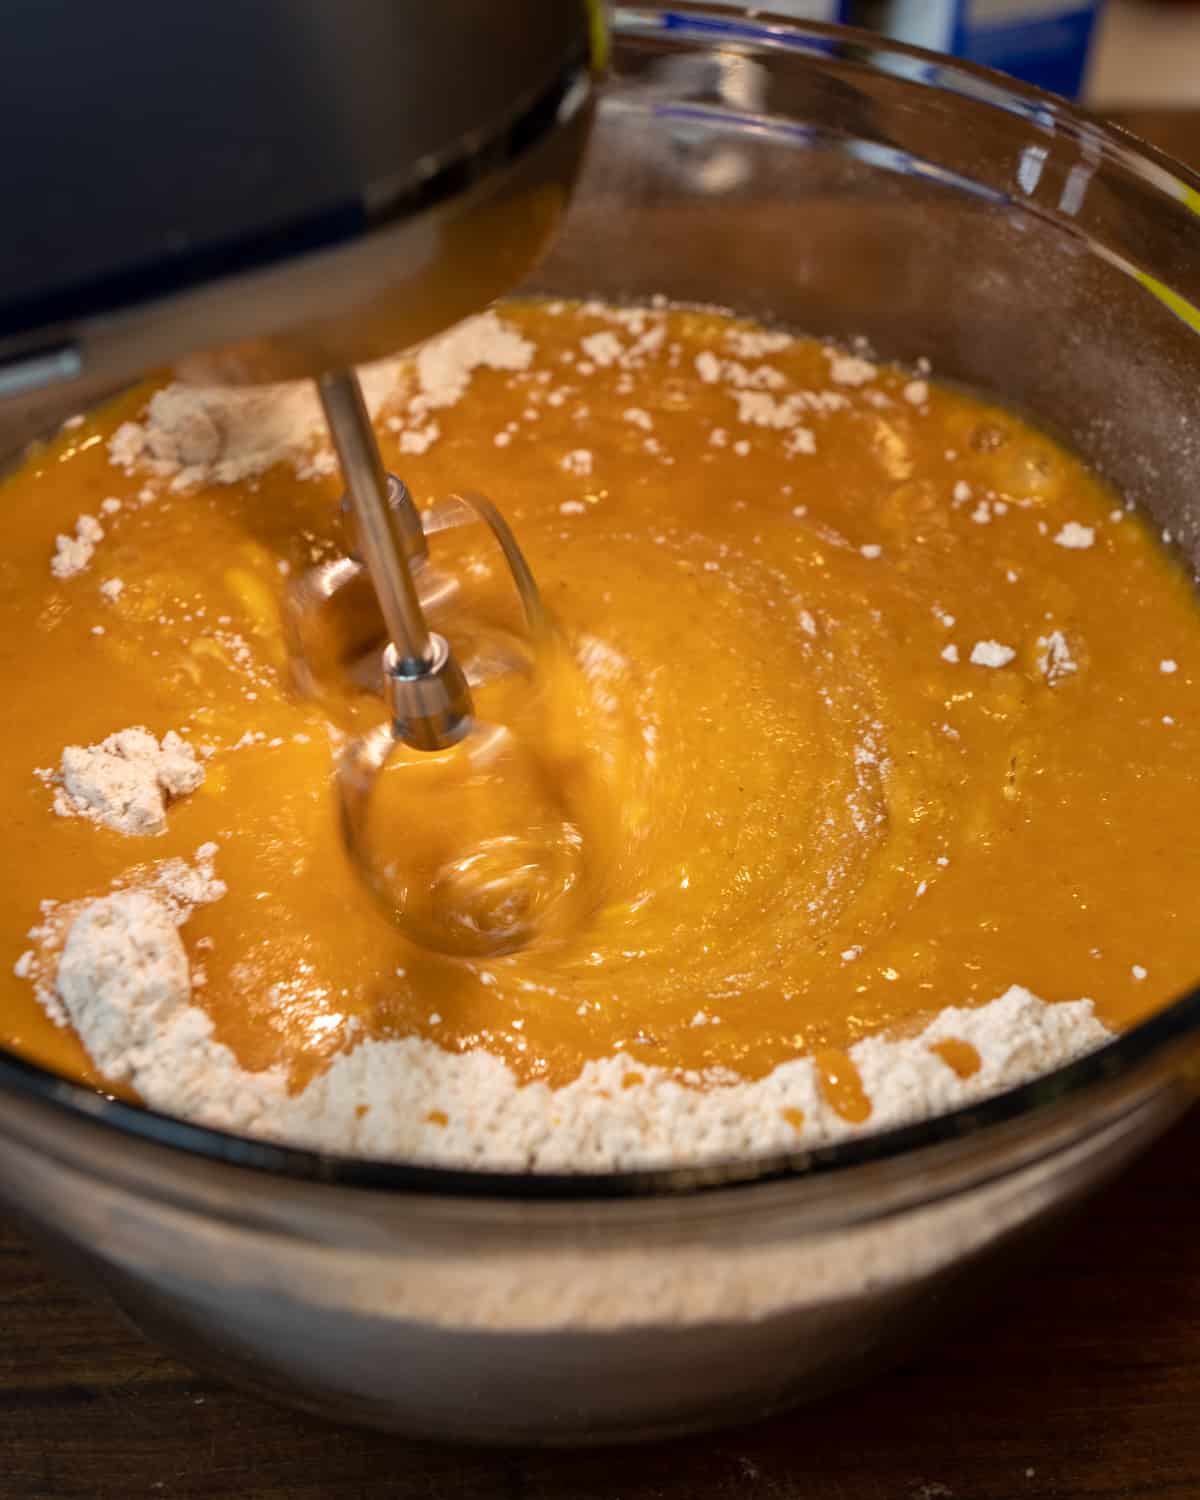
(5, 2, 1200, 1201)
(2, 986, 1199, 1199)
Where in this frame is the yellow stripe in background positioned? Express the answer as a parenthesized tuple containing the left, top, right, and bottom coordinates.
(586, 0, 609, 71)
(1130, 179, 1200, 332)
(1133, 271, 1200, 338)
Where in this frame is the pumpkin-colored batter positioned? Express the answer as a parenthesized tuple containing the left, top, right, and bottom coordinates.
(1, 300, 1197, 1104)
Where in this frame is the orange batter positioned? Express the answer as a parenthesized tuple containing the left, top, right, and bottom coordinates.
(1, 300, 1197, 1102)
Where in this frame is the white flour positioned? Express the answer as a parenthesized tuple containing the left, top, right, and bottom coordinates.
(107, 310, 534, 489)
(51, 727, 204, 836)
(57, 892, 192, 1082)
(15, 844, 225, 1030)
(969, 640, 1016, 669)
(51, 514, 103, 578)
(35, 870, 1111, 1169)
(1054, 521, 1095, 549)
(56, 888, 286, 1132)
(1037, 629, 1078, 683)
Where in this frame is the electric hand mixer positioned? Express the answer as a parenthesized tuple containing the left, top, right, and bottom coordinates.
(0, 1, 600, 955)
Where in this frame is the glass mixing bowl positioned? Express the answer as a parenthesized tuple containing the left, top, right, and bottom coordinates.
(2, 4, 1200, 1444)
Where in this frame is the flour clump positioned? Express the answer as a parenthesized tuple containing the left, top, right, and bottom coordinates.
(53, 727, 204, 836)
(969, 640, 1016, 669)
(107, 310, 535, 487)
(51, 514, 103, 578)
(56, 892, 191, 1082)
(53, 886, 286, 1133)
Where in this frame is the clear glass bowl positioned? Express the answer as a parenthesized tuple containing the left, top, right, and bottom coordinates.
(2, 5, 1200, 1443)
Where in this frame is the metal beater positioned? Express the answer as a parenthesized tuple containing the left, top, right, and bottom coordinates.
(318, 371, 475, 755)
(315, 370, 579, 958)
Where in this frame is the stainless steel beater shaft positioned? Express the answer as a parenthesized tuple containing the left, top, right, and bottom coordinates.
(319, 369, 433, 673)
(318, 369, 472, 752)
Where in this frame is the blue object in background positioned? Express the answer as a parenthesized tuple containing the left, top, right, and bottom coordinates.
(877, 1, 1103, 100)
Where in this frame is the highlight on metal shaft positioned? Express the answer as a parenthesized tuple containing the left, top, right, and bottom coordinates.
(318, 367, 473, 755)
(318, 369, 434, 676)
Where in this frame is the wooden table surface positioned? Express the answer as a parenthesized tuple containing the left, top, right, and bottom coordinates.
(4, 108, 1200, 1500)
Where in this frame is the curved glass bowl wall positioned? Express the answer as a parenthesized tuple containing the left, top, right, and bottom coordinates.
(0, 6, 1197, 1443)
